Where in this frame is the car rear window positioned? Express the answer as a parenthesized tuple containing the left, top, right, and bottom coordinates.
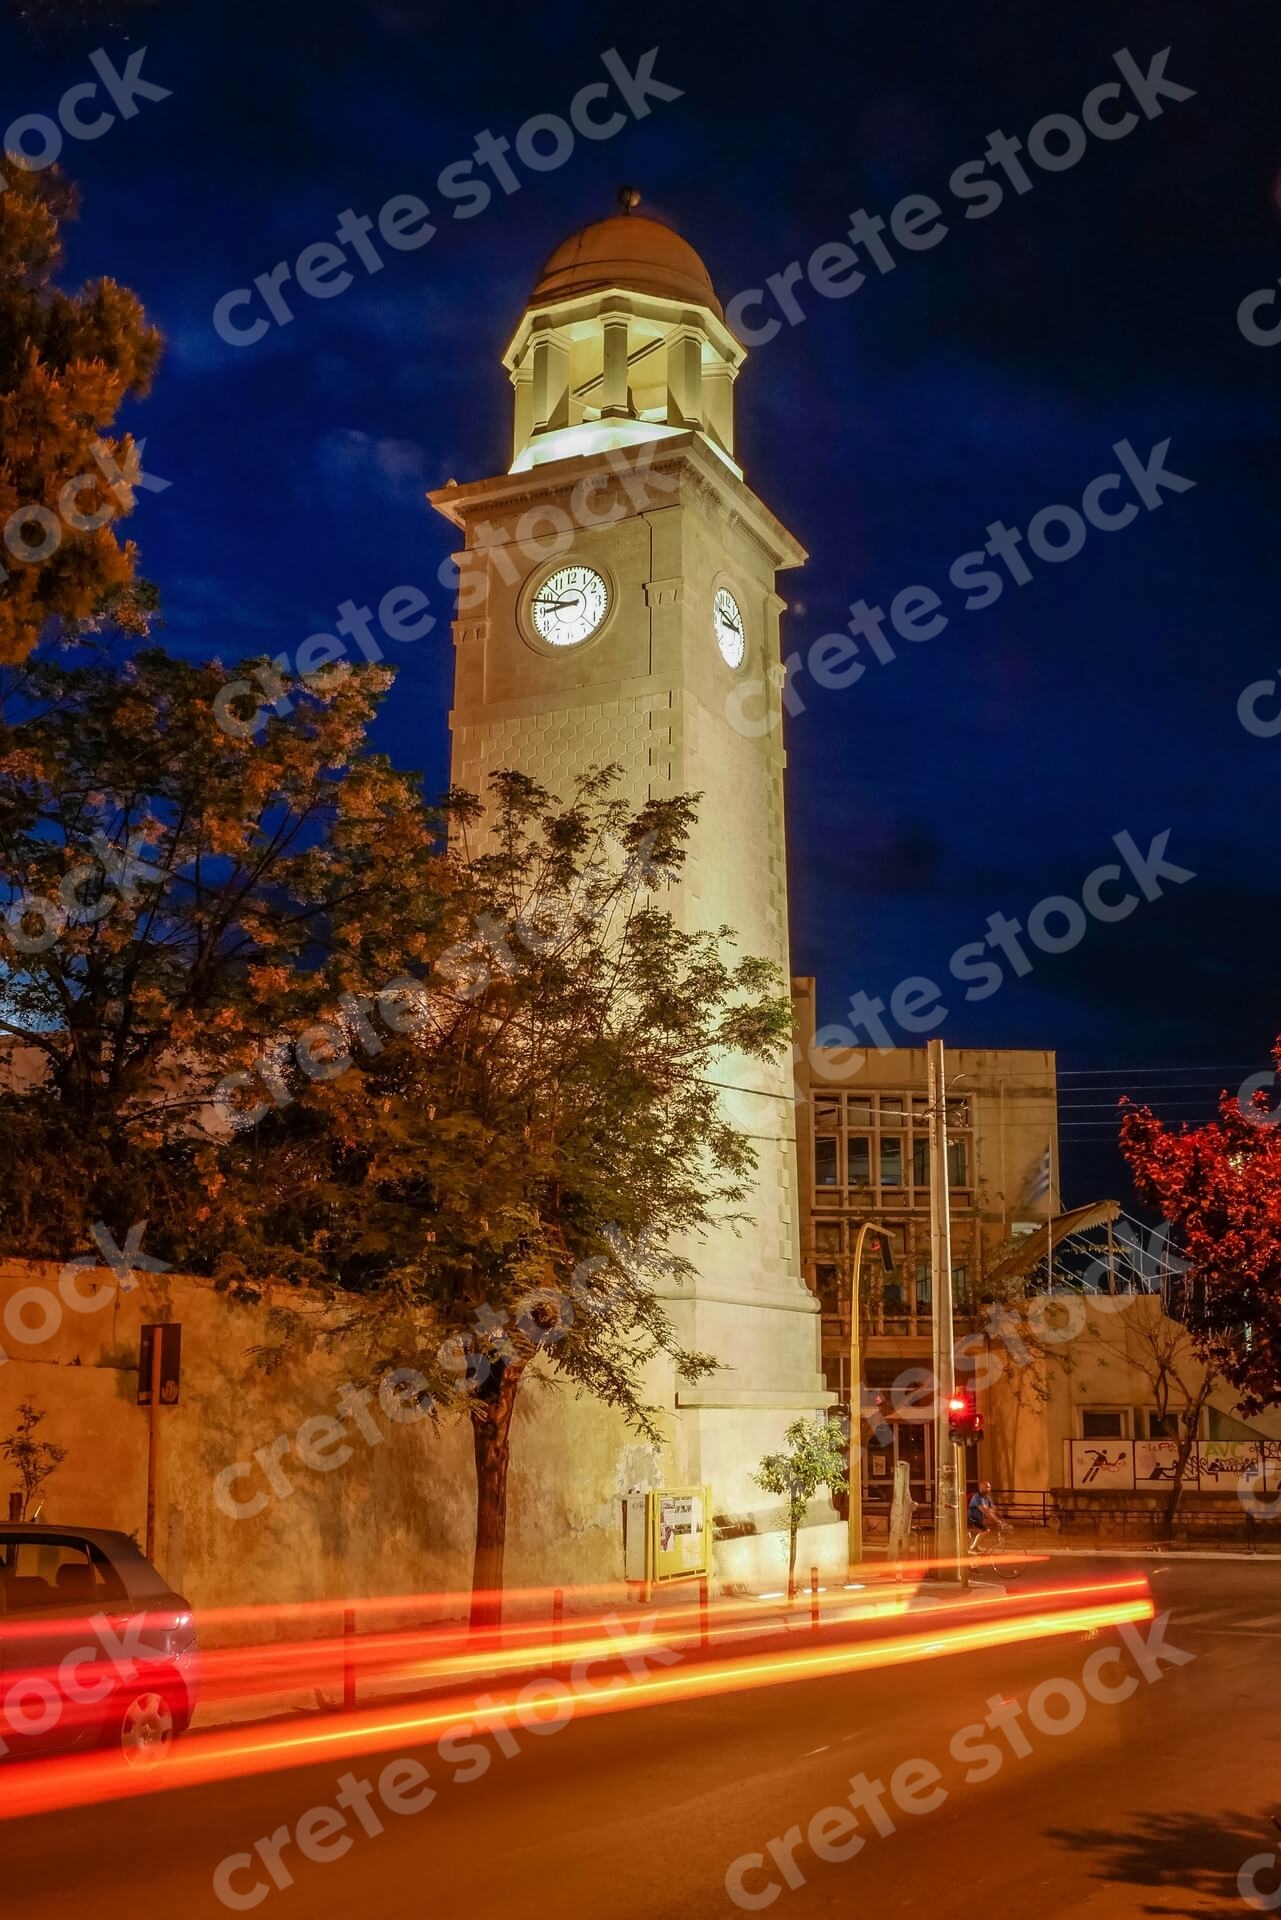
(0, 1536, 128, 1610)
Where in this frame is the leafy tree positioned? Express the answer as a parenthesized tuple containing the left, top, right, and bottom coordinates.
(0, 165, 162, 663)
(218, 770, 791, 1628)
(755, 1416, 849, 1601)
(1121, 1046, 1281, 1413)
(0, 1399, 66, 1519)
(1086, 1297, 1221, 1525)
(0, 647, 444, 1261)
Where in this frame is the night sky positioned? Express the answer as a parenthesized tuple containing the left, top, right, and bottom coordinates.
(5, 0, 1279, 1205)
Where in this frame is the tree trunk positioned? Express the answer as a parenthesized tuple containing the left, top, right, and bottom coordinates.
(468, 1363, 523, 1633)
(787, 1519, 799, 1602)
(1164, 1387, 1211, 1532)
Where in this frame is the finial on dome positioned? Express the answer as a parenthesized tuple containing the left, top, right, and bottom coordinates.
(617, 185, 641, 214)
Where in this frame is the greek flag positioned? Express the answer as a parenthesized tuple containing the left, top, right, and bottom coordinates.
(1026, 1145, 1053, 1208)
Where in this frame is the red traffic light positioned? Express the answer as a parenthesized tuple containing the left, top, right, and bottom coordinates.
(947, 1389, 983, 1442)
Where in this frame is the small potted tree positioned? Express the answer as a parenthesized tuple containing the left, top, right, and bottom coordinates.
(756, 1417, 849, 1602)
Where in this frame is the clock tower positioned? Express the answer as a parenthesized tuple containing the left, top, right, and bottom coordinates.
(430, 198, 836, 1570)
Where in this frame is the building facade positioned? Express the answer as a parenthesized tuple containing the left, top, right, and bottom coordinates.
(792, 976, 1058, 1508)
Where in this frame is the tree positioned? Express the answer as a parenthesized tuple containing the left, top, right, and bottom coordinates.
(1, 164, 162, 664)
(0, 1400, 66, 1519)
(1121, 1044, 1281, 1413)
(215, 770, 792, 1628)
(1086, 1297, 1220, 1527)
(0, 646, 444, 1265)
(755, 1416, 849, 1601)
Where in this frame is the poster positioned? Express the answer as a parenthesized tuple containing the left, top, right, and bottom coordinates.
(1134, 1440, 1182, 1485)
(1196, 1441, 1262, 1490)
(652, 1488, 710, 1582)
(1068, 1440, 1134, 1490)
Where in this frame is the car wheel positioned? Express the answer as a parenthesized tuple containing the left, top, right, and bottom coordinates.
(114, 1688, 176, 1767)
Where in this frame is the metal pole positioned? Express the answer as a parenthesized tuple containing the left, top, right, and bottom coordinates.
(847, 1219, 894, 1576)
(552, 1587, 564, 1649)
(810, 1565, 820, 1631)
(698, 1574, 709, 1648)
(343, 1608, 356, 1711)
(927, 1040, 962, 1582)
(145, 1328, 163, 1565)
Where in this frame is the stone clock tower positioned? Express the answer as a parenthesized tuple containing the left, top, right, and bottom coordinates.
(430, 199, 835, 1571)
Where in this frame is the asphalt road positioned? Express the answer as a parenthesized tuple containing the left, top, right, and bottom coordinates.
(5, 1557, 1281, 1919)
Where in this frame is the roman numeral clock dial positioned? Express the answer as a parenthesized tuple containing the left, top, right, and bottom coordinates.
(530, 565, 609, 647)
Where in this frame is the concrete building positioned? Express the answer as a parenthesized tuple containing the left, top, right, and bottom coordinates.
(792, 976, 1058, 1510)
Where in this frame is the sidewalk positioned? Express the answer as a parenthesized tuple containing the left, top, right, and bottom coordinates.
(188, 1573, 991, 1737)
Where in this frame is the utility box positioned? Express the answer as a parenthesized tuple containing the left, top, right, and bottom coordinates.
(624, 1486, 712, 1594)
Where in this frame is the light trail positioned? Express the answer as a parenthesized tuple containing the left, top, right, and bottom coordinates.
(0, 1585, 1152, 1823)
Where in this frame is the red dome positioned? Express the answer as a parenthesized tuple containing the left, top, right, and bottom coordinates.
(528, 212, 722, 319)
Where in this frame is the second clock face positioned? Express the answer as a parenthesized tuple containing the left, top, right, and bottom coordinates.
(714, 587, 745, 668)
(530, 565, 610, 647)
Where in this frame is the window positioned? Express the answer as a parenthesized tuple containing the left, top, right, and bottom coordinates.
(814, 1222, 841, 1254)
(815, 1137, 838, 1186)
(1146, 1411, 1180, 1439)
(815, 1265, 840, 1311)
(879, 1097, 904, 1123)
(952, 1263, 969, 1301)
(947, 1138, 968, 1186)
(1081, 1409, 1128, 1439)
(847, 1136, 871, 1188)
(915, 1261, 931, 1308)
(880, 1137, 903, 1187)
(846, 1098, 872, 1126)
(815, 1101, 839, 1130)
(0, 1536, 125, 1610)
(912, 1138, 929, 1187)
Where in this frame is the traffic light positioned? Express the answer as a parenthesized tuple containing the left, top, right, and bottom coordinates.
(947, 1389, 984, 1444)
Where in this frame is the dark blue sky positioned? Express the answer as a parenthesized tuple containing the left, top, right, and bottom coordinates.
(5, 0, 1279, 1203)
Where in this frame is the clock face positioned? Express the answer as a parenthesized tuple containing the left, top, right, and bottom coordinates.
(530, 564, 610, 647)
(713, 587, 745, 669)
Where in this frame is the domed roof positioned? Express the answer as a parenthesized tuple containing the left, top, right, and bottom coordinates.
(528, 209, 722, 320)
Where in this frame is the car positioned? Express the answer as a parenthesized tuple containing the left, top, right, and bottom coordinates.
(0, 1523, 199, 1767)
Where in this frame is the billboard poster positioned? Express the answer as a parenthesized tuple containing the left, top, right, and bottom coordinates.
(1068, 1441, 1134, 1490)
(652, 1487, 711, 1582)
(1196, 1441, 1262, 1490)
(1134, 1439, 1183, 1485)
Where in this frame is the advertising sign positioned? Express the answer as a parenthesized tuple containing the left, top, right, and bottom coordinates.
(653, 1489, 710, 1581)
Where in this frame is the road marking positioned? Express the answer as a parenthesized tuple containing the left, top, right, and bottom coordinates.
(804, 1745, 829, 1756)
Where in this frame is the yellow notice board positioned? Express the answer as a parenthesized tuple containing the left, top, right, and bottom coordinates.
(650, 1486, 712, 1583)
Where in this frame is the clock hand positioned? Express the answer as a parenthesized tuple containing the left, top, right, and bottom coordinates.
(721, 613, 741, 632)
(534, 594, 580, 611)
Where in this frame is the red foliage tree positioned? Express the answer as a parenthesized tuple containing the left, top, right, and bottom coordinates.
(1120, 1040, 1281, 1413)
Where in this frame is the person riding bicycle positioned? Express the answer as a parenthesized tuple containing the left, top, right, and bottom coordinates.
(967, 1481, 1000, 1537)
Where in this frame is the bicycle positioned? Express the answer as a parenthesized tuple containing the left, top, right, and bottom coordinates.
(967, 1523, 1025, 1579)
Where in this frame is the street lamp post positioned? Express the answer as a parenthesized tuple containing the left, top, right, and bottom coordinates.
(847, 1219, 895, 1575)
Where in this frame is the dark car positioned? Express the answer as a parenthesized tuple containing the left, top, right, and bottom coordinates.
(0, 1524, 199, 1766)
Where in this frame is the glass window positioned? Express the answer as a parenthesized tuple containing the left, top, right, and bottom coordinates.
(815, 1265, 840, 1310)
(879, 1097, 904, 1122)
(952, 1262, 969, 1303)
(815, 1137, 838, 1186)
(814, 1222, 841, 1254)
(815, 1101, 839, 1130)
(912, 1138, 929, 1187)
(847, 1136, 871, 1187)
(1147, 1411, 1180, 1439)
(846, 1098, 872, 1126)
(0, 1538, 125, 1610)
(915, 1261, 931, 1308)
(947, 1138, 968, 1186)
(880, 1136, 903, 1187)
(1082, 1410, 1127, 1439)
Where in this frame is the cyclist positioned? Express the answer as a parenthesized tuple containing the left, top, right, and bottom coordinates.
(967, 1480, 1000, 1543)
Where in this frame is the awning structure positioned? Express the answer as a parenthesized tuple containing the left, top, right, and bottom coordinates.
(982, 1199, 1122, 1291)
